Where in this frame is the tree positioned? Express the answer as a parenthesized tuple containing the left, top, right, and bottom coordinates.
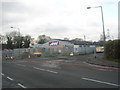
(37, 35, 51, 44)
(23, 35, 31, 48)
(0, 34, 6, 44)
(6, 31, 23, 49)
(5, 31, 32, 49)
(30, 38, 36, 45)
(70, 38, 84, 45)
(64, 37, 69, 41)
(6, 36, 13, 49)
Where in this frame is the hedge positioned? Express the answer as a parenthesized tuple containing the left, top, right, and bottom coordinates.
(104, 40, 120, 60)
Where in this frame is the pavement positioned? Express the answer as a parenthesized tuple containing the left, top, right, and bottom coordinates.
(85, 53, 119, 68)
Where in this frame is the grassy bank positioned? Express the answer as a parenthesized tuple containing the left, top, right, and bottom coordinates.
(102, 56, 120, 63)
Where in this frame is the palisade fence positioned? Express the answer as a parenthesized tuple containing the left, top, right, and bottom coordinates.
(29, 46, 74, 56)
(2, 48, 28, 60)
(74, 46, 95, 55)
(2, 46, 95, 60)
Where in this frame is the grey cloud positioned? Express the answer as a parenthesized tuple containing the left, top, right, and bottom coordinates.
(2, 2, 32, 26)
(44, 25, 70, 34)
(2, 12, 28, 26)
(104, 0, 118, 5)
(2, 2, 51, 26)
(49, 26, 69, 31)
(88, 22, 101, 28)
(2, 2, 28, 13)
(33, 25, 70, 34)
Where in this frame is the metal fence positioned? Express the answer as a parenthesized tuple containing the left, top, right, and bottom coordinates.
(2, 46, 95, 60)
(29, 46, 73, 56)
(74, 46, 95, 55)
(2, 48, 28, 60)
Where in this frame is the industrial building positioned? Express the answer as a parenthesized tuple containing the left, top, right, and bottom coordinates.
(30, 39, 74, 56)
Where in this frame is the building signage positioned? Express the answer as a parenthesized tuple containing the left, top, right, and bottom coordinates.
(49, 41, 59, 46)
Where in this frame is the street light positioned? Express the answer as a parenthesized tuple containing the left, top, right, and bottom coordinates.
(11, 27, 21, 59)
(87, 6, 106, 42)
(84, 35, 86, 54)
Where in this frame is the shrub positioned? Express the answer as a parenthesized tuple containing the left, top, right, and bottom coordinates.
(104, 40, 120, 61)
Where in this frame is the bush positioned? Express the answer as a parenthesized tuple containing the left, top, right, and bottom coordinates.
(104, 40, 120, 61)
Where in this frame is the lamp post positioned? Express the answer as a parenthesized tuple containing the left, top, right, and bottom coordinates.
(87, 6, 106, 42)
(11, 27, 21, 59)
(84, 35, 86, 54)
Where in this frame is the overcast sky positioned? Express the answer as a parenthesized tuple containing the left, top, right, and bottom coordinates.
(1, 0, 119, 41)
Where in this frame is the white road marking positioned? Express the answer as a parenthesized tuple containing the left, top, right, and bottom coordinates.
(1, 73, 4, 76)
(7, 76, 13, 81)
(42, 63, 58, 68)
(82, 77, 120, 87)
(17, 83, 26, 88)
(51, 60, 76, 62)
(45, 69, 58, 74)
(33, 67, 58, 74)
(17, 64, 26, 67)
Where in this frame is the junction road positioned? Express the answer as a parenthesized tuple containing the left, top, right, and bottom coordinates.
(2, 54, 120, 88)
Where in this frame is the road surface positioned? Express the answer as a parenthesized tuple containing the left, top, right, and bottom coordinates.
(2, 54, 120, 88)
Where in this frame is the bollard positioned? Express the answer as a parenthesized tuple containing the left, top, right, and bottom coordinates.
(28, 55, 31, 59)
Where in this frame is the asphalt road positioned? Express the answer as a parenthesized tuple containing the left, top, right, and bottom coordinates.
(2, 54, 120, 88)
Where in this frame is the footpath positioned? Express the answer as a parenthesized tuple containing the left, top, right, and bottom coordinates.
(86, 53, 119, 68)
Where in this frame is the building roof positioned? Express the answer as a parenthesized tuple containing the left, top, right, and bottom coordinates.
(30, 39, 74, 48)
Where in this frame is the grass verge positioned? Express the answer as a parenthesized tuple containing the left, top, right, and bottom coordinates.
(102, 56, 120, 63)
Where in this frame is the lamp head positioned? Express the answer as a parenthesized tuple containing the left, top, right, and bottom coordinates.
(87, 7, 91, 9)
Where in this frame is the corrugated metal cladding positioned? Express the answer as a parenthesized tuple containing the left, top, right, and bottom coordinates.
(30, 39, 74, 56)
